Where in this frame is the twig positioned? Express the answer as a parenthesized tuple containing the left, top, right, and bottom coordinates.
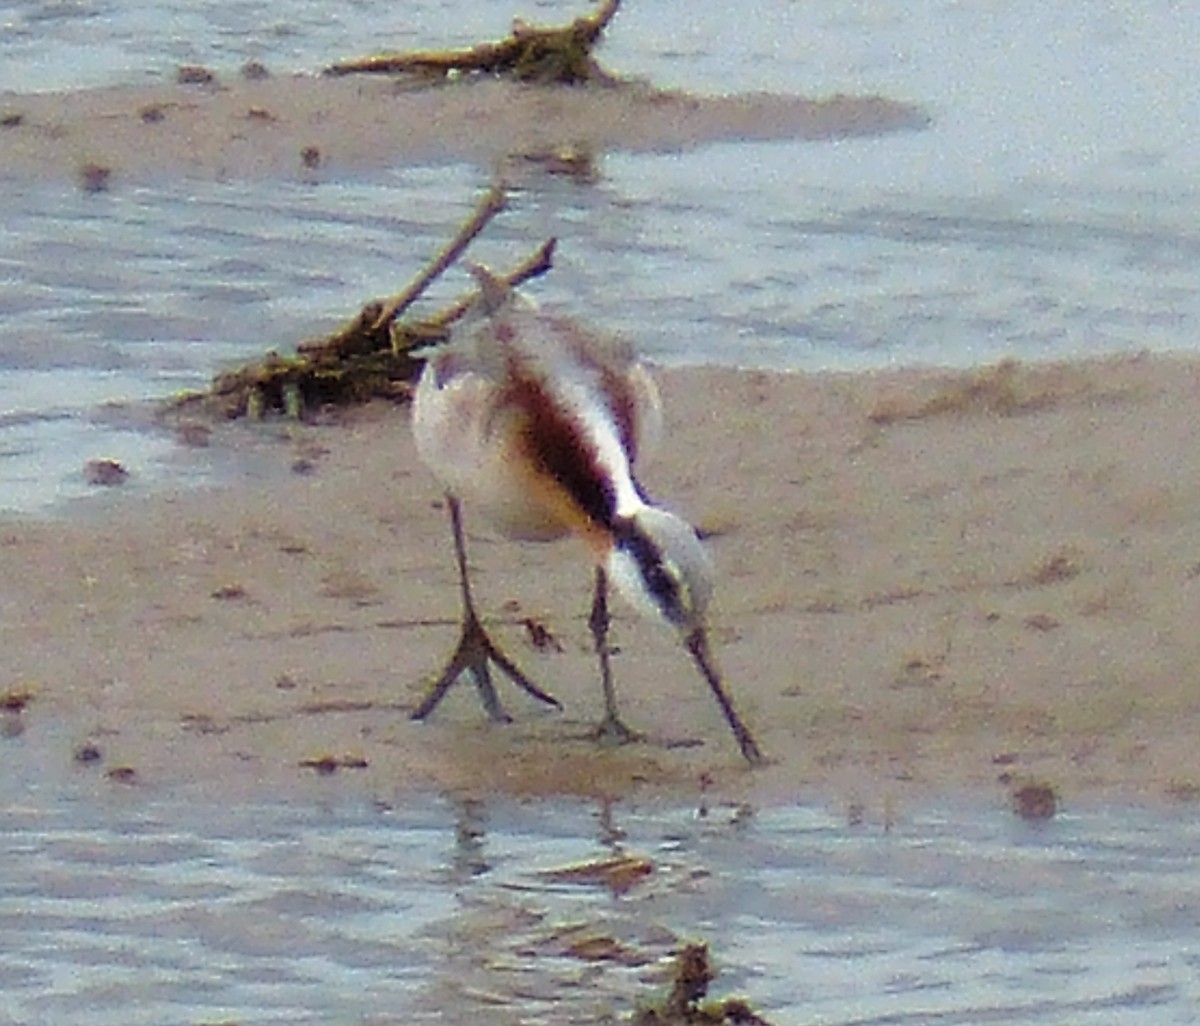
(426, 237, 558, 332)
(374, 184, 507, 341)
(509, 0, 622, 49)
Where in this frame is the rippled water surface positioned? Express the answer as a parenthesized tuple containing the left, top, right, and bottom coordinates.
(2, 0, 1199, 512)
(2, 756, 1199, 1025)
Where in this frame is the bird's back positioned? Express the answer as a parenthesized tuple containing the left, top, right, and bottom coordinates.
(413, 274, 661, 544)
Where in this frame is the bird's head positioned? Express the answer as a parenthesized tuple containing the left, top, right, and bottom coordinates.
(607, 506, 766, 765)
(606, 506, 713, 634)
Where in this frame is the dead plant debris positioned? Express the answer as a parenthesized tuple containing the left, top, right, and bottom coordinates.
(539, 852, 654, 896)
(299, 754, 370, 774)
(325, 0, 622, 85)
(635, 943, 775, 1026)
(522, 616, 564, 652)
(165, 187, 555, 422)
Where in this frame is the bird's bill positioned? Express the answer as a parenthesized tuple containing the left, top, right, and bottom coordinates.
(684, 627, 766, 766)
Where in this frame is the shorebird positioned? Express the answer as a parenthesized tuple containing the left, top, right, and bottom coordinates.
(410, 264, 764, 765)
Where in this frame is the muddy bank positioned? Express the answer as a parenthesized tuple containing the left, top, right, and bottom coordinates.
(4, 354, 1200, 811)
(0, 73, 926, 184)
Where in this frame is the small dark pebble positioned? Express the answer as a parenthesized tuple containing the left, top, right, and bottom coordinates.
(175, 422, 212, 448)
(1012, 781, 1058, 821)
(211, 584, 248, 601)
(300, 145, 321, 169)
(106, 766, 138, 784)
(1, 111, 24, 128)
(0, 689, 33, 712)
(74, 742, 104, 764)
(177, 64, 217, 86)
(240, 59, 271, 80)
(139, 104, 166, 123)
(78, 163, 112, 194)
(84, 458, 128, 485)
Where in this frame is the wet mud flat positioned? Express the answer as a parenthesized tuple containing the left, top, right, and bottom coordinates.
(7, 355, 1200, 807)
(0, 72, 925, 186)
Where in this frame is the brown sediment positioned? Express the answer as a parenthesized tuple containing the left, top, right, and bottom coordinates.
(0, 75, 926, 185)
(4, 351, 1200, 811)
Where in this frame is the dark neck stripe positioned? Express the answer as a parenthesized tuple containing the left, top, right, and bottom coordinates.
(612, 517, 682, 624)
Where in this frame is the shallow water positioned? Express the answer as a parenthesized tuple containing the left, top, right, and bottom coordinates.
(2, 0, 1200, 512)
(3, 741, 1199, 1025)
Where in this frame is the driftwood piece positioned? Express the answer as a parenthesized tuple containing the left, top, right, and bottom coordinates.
(167, 191, 557, 421)
(324, 0, 621, 84)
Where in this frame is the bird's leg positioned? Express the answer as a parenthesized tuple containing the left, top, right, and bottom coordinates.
(684, 627, 766, 766)
(411, 497, 561, 723)
(587, 565, 642, 745)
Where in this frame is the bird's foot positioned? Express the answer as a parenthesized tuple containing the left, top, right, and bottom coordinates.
(576, 715, 707, 753)
(411, 612, 560, 723)
(589, 713, 644, 748)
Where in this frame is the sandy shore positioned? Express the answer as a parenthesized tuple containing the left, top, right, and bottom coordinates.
(4, 353, 1200, 811)
(0, 73, 925, 184)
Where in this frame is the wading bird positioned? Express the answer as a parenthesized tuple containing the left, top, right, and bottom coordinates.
(410, 265, 763, 765)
